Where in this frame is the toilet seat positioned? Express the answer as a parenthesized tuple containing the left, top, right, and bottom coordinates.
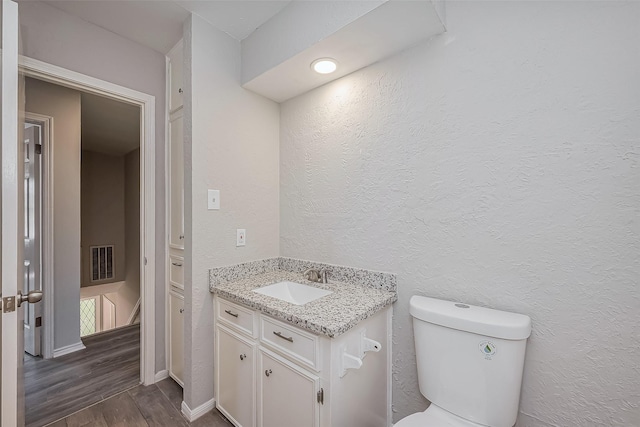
(394, 404, 484, 427)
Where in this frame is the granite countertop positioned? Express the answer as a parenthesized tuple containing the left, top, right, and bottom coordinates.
(211, 270, 397, 338)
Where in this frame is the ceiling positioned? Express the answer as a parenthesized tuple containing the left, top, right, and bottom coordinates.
(81, 93, 140, 156)
(42, 0, 292, 53)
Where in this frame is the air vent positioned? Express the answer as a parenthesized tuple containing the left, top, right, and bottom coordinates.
(91, 245, 114, 281)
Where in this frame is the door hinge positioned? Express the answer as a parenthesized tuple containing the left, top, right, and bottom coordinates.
(36, 316, 42, 327)
(3, 296, 16, 313)
(35, 144, 42, 155)
(317, 388, 324, 405)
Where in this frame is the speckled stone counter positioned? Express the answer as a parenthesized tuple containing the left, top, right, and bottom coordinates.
(209, 258, 397, 338)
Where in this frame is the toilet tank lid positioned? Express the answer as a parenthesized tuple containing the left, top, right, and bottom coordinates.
(410, 296, 532, 340)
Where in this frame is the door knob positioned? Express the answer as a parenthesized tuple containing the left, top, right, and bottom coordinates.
(17, 290, 43, 307)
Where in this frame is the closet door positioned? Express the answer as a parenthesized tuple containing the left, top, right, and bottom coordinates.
(169, 291, 184, 386)
(168, 111, 184, 250)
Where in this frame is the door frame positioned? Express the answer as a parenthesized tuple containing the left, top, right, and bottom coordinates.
(23, 114, 50, 358)
(19, 55, 157, 385)
(24, 112, 52, 358)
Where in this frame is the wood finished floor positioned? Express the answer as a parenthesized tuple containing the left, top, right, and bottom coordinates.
(25, 324, 141, 427)
(46, 378, 233, 427)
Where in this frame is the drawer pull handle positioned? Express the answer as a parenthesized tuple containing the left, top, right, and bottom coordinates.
(265, 369, 272, 377)
(224, 309, 239, 318)
(172, 262, 183, 267)
(240, 354, 246, 361)
(273, 331, 294, 343)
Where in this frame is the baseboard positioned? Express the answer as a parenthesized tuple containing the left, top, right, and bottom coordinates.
(154, 370, 169, 382)
(181, 398, 216, 422)
(52, 342, 86, 358)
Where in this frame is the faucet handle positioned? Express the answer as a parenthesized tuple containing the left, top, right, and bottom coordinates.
(303, 268, 320, 282)
(319, 269, 329, 284)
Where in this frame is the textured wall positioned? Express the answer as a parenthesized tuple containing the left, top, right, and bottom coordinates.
(19, 1, 167, 371)
(280, 2, 640, 426)
(183, 14, 280, 409)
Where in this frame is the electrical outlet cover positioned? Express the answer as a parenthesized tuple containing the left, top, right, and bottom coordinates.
(236, 229, 246, 247)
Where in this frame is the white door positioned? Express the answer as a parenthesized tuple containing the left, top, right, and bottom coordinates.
(169, 291, 184, 386)
(23, 122, 43, 356)
(2, 0, 28, 425)
(168, 112, 184, 249)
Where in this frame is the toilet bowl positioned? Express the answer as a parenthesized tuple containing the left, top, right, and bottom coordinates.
(395, 404, 484, 427)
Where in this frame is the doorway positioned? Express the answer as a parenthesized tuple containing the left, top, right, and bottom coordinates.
(79, 91, 142, 339)
(19, 56, 157, 388)
(22, 77, 145, 426)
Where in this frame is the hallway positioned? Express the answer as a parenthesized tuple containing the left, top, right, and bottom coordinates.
(46, 379, 233, 427)
(24, 325, 140, 427)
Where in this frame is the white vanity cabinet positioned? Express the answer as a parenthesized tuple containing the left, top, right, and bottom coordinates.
(214, 295, 392, 427)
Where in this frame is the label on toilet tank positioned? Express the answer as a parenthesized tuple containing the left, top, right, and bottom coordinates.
(479, 341, 497, 360)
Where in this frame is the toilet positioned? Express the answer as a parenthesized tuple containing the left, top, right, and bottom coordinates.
(395, 296, 532, 427)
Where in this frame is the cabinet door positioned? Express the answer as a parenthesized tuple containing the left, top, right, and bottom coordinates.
(169, 291, 184, 386)
(168, 41, 183, 111)
(258, 348, 320, 427)
(216, 325, 256, 427)
(169, 113, 184, 249)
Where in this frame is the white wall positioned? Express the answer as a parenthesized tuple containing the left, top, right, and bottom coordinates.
(81, 150, 126, 286)
(25, 78, 82, 351)
(280, 2, 640, 426)
(19, 1, 167, 370)
(183, 14, 280, 410)
(103, 149, 142, 328)
(123, 148, 141, 326)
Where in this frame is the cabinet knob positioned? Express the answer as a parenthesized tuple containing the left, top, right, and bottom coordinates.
(179, 308, 184, 314)
(240, 354, 246, 361)
(179, 235, 184, 240)
(265, 369, 272, 377)
(178, 88, 183, 94)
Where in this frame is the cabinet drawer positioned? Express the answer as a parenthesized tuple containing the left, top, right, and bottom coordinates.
(260, 316, 319, 371)
(217, 298, 257, 337)
(169, 255, 184, 289)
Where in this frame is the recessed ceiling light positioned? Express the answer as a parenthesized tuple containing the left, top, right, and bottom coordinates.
(311, 58, 338, 74)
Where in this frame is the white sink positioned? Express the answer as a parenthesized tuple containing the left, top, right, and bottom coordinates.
(252, 281, 333, 306)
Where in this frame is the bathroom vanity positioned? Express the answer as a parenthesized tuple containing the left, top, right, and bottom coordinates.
(209, 258, 397, 427)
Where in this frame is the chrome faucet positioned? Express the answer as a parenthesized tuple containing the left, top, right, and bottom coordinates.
(303, 268, 329, 283)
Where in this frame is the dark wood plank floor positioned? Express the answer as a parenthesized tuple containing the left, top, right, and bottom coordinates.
(46, 378, 233, 427)
(25, 324, 141, 427)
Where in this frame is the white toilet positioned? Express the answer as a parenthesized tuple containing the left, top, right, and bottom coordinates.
(395, 295, 532, 427)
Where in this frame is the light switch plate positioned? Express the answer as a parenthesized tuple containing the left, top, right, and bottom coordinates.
(208, 189, 220, 210)
(236, 229, 246, 247)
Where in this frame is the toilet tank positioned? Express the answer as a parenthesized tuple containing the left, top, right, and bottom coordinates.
(410, 296, 531, 427)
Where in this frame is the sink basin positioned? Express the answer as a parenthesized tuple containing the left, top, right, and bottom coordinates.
(252, 281, 333, 305)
